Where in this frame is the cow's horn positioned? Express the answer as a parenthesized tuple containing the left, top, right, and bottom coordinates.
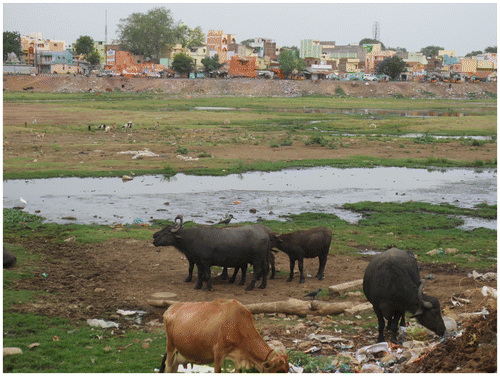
(171, 215, 184, 233)
(418, 279, 433, 308)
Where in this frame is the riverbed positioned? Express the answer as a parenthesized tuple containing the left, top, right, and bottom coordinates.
(3, 166, 497, 229)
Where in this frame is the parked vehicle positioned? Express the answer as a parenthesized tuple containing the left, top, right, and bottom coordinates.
(364, 74, 379, 81)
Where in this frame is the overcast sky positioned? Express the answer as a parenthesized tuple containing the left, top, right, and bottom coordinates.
(3, 2, 497, 57)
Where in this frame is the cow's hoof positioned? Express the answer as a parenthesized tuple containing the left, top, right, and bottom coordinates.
(286, 278, 293, 282)
(194, 285, 202, 290)
(184, 277, 192, 283)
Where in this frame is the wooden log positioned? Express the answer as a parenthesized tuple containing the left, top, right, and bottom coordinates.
(344, 302, 373, 316)
(328, 279, 364, 296)
(310, 300, 350, 315)
(245, 298, 312, 317)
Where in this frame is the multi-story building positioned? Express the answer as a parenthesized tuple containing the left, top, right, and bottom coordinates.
(21, 33, 66, 66)
(365, 45, 396, 73)
(94, 41, 106, 67)
(207, 30, 236, 63)
(300, 39, 322, 59)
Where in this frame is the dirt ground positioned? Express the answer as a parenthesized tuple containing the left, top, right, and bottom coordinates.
(8, 236, 497, 372)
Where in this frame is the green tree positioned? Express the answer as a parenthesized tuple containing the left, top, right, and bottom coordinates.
(484, 46, 497, 53)
(279, 49, 305, 77)
(375, 55, 406, 80)
(74, 36, 95, 56)
(419, 45, 444, 57)
(117, 7, 185, 60)
(171, 53, 194, 75)
(87, 50, 101, 66)
(3, 31, 22, 61)
(359, 38, 386, 50)
(465, 50, 483, 57)
(179, 25, 205, 49)
(201, 54, 223, 74)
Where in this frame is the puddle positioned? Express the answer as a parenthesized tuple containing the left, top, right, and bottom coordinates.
(3, 167, 496, 229)
(195, 107, 478, 117)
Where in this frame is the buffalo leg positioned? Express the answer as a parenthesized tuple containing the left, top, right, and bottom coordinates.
(287, 259, 295, 282)
(203, 266, 213, 291)
(228, 267, 239, 284)
(316, 254, 327, 280)
(388, 311, 404, 343)
(184, 260, 194, 282)
(258, 259, 268, 289)
(219, 267, 229, 280)
(298, 258, 305, 283)
(269, 252, 276, 279)
(373, 305, 386, 343)
(194, 267, 204, 290)
(239, 265, 247, 285)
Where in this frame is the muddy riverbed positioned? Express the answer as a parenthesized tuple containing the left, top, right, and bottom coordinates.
(3, 167, 497, 229)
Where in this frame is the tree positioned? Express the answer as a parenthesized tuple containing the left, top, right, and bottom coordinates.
(3, 31, 22, 61)
(201, 54, 223, 74)
(87, 50, 101, 66)
(375, 55, 406, 80)
(465, 50, 483, 57)
(74, 36, 95, 56)
(279, 49, 305, 77)
(387, 46, 407, 53)
(359, 38, 386, 50)
(171, 53, 194, 75)
(117, 7, 185, 60)
(419, 45, 444, 57)
(484, 46, 497, 53)
(179, 26, 205, 49)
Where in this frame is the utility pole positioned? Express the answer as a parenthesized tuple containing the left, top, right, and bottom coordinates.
(105, 10, 108, 44)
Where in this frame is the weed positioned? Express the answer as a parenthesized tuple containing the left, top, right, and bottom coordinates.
(175, 146, 188, 155)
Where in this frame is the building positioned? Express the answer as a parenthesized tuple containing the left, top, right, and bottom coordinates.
(207, 30, 236, 63)
(300, 39, 322, 59)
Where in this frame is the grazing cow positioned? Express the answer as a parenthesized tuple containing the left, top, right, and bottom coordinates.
(159, 299, 289, 373)
(269, 227, 332, 283)
(153, 216, 270, 291)
(363, 248, 446, 343)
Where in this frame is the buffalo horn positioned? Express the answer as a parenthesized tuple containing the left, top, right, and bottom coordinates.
(418, 279, 433, 308)
(171, 215, 184, 233)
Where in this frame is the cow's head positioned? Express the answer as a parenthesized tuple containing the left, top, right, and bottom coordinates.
(268, 232, 281, 249)
(411, 280, 446, 336)
(262, 351, 289, 373)
(153, 215, 184, 248)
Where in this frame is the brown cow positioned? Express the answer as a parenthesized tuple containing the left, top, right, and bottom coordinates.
(159, 299, 289, 373)
(269, 227, 332, 283)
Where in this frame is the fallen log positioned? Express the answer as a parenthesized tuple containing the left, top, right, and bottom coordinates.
(328, 279, 363, 296)
(148, 297, 355, 317)
(245, 298, 311, 316)
(344, 302, 373, 316)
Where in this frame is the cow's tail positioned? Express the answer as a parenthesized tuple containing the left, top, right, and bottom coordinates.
(159, 351, 167, 373)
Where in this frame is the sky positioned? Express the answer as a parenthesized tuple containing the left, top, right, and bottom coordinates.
(2, 2, 497, 57)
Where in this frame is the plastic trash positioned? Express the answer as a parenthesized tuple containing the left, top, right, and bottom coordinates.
(481, 285, 497, 298)
(361, 363, 384, 373)
(87, 319, 119, 328)
(356, 342, 390, 362)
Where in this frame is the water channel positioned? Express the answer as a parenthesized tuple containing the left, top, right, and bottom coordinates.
(3, 167, 497, 230)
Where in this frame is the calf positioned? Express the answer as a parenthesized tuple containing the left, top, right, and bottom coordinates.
(159, 299, 289, 373)
(269, 227, 332, 283)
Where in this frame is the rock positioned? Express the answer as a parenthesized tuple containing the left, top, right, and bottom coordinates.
(426, 249, 439, 256)
(94, 288, 106, 293)
(445, 248, 458, 255)
(3, 347, 23, 355)
(142, 342, 150, 349)
(468, 256, 478, 263)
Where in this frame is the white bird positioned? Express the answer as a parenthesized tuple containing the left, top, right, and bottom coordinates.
(20, 197, 27, 205)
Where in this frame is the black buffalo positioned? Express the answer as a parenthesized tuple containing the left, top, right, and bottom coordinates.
(153, 215, 269, 291)
(269, 227, 332, 283)
(363, 248, 446, 343)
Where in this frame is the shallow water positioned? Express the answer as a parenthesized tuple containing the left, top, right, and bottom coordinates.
(3, 167, 497, 229)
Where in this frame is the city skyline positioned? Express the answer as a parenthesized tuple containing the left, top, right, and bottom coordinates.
(3, 3, 497, 57)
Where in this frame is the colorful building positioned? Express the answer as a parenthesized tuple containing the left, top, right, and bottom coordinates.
(207, 30, 236, 63)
